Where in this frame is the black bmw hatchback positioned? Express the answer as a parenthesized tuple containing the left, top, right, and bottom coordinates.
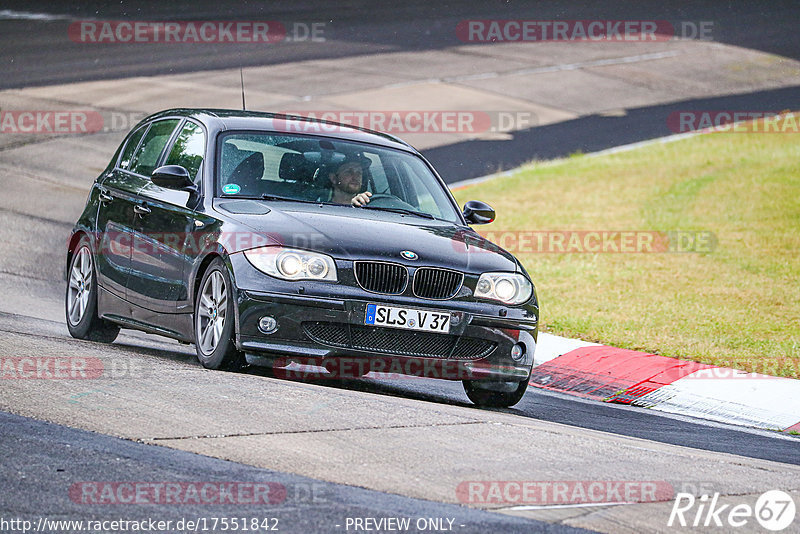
(65, 109, 539, 407)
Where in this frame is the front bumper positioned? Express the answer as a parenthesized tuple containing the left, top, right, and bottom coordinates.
(231, 253, 538, 382)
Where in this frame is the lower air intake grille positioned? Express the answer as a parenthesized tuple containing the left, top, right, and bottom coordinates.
(302, 322, 496, 360)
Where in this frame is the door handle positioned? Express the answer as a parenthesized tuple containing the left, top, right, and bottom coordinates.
(99, 191, 113, 203)
(134, 204, 151, 216)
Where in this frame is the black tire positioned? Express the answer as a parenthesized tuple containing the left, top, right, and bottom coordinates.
(193, 258, 245, 370)
(463, 379, 529, 408)
(65, 238, 120, 343)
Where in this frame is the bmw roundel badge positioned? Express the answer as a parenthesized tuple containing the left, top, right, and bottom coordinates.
(400, 250, 418, 260)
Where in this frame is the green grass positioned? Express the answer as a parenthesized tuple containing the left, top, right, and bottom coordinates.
(452, 127, 800, 378)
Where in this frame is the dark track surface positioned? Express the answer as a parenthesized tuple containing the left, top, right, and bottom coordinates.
(3, 1, 800, 90)
(428, 84, 800, 181)
(3, 1, 800, 180)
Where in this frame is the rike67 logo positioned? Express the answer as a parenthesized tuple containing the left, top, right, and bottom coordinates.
(669, 490, 796, 531)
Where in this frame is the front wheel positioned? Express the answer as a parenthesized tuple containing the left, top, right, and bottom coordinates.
(194, 258, 245, 370)
(463, 379, 529, 408)
(65, 238, 120, 343)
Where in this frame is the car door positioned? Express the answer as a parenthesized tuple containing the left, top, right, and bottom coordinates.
(126, 119, 204, 333)
(94, 122, 150, 306)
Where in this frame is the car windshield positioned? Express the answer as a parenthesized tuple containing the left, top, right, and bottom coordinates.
(216, 132, 461, 223)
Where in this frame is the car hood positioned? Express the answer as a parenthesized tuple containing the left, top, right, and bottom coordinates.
(213, 200, 519, 274)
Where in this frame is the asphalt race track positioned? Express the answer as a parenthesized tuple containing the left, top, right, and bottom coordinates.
(4, 1, 800, 88)
(2, 411, 581, 534)
(4, 1, 800, 178)
(1, 2, 799, 533)
(1, 311, 798, 533)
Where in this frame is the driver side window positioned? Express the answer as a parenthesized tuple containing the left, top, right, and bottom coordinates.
(165, 121, 205, 184)
(129, 119, 180, 177)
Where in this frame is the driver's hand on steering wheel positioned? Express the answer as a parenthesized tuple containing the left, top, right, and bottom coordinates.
(351, 191, 372, 207)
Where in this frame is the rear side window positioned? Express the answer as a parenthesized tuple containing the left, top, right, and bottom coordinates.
(129, 119, 180, 177)
(165, 121, 205, 184)
(118, 124, 148, 170)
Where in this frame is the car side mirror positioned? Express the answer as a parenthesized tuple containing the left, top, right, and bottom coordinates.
(462, 200, 495, 224)
(151, 165, 196, 191)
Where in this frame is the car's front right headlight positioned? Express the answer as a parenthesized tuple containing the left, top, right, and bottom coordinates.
(244, 246, 337, 282)
(474, 272, 532, 305)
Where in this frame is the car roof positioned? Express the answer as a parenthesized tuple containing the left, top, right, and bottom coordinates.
(141, 108, 417, 153)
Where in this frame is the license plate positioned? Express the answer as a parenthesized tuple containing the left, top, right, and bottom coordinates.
(365, 304, 450, 333)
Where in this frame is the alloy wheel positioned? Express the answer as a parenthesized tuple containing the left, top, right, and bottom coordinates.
(67, 247, 93, 326)
(197, 270, 227, 355)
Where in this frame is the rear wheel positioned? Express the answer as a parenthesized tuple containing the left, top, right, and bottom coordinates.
(463, 379, 529, 408)
(194, 258, 245, 370)
(65, 239, 120, 343)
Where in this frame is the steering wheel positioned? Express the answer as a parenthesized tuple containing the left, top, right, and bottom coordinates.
(364, 193, 417, 211)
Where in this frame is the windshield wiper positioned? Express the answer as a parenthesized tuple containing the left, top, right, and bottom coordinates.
(361, 205, 436, 220)
(260, 194, 321, 205)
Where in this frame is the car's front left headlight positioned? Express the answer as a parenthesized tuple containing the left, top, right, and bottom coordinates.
(244, 246, 337, 282)
(474, 272, 532, 305)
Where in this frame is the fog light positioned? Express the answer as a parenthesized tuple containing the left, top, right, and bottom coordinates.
(258, 316, 278, 334)
(510, 343, 525, 361)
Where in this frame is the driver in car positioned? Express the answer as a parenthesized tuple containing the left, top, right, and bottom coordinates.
(326, 156, 372, 207)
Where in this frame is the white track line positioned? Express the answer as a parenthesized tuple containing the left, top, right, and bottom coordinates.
(0, 10, 73, 21)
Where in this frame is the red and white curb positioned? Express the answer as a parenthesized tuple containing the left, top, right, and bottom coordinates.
(451, 128, 800, 432)
(533, 333, 800, 433)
